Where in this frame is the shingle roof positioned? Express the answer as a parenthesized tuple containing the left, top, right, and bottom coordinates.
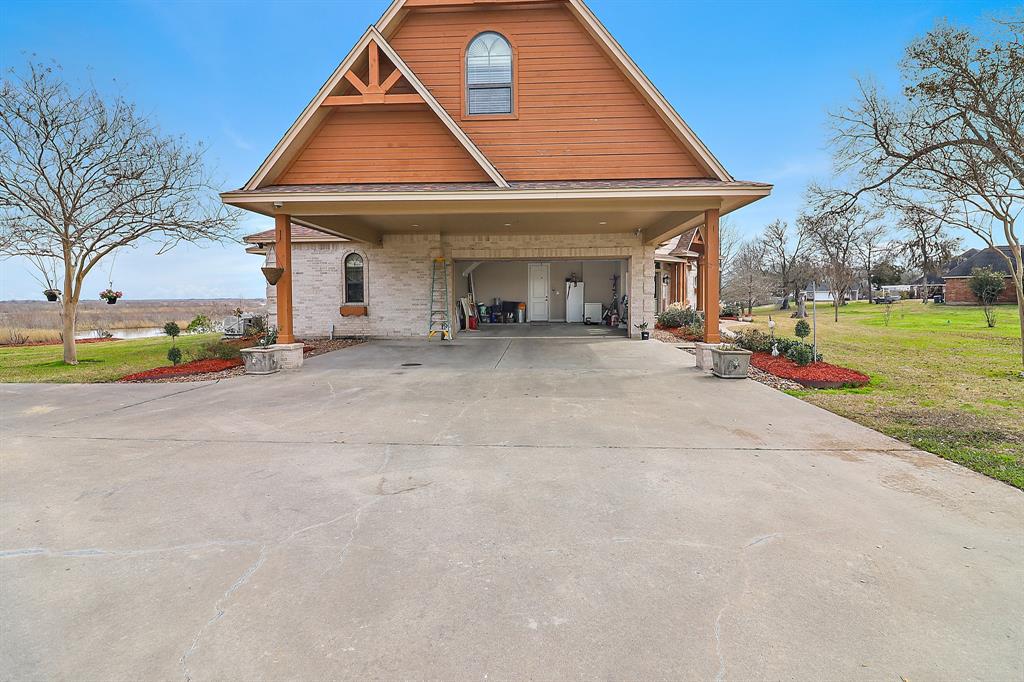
(242, 224, 346, 244)
(229, 178, 772, 195)
(943, 246, 1019, 278)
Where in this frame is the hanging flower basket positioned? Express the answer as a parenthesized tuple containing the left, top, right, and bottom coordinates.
(43, 289, 61, 302)
(99, 288, 123, 305)
(262, 267, 285, 285)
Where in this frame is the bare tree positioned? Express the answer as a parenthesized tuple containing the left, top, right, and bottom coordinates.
(723, 239, 771, 315)
(829, 15, 1024, 366)
(801, 187, 880, 321)
(892, 204, 960, 303)
(0, 61, 236, 364)
(760, 219, 807, 311)
(855, 222, 891, 302)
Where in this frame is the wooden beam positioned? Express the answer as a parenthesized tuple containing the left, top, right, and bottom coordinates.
(368, 41, 380, 90)
(703, 208, 721, 343)
(343, 70, 368, 94)
(641, 211, 700, 245)
(274, 213, 295, 345)
(321, 94, 425, 107)
(380, 67, 403, 93)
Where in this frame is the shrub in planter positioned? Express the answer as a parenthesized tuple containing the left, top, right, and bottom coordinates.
(167, 346, 182, 366)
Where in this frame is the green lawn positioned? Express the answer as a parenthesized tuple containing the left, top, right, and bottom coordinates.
(0, 333, 221, 383)
(745, 301, 1024, 489)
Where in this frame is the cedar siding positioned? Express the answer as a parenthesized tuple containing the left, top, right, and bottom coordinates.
(389, 4, 706, 181)
(277, 106, 492, 184)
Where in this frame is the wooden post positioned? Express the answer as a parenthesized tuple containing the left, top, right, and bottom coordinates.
(275, 213, 295, 344)
(703, 208, 721, 343)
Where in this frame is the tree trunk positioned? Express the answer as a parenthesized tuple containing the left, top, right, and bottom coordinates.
(61, 297, 78, 364)
(833, 293, 840, 322)
(61, 256, 78, 365)
(794, 290, 807, 318)
(1015, 281, 1024, 370)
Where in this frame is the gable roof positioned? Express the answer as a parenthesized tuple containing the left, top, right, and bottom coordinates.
(943, 246, 1020, 278)
(244, 27, 508, 190)
(376, 0, 733, 182)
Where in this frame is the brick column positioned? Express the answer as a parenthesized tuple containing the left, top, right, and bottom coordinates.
(703, 208, 721, 343)
(275, 213, 295, 344)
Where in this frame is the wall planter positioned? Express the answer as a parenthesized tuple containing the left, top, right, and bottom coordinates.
(240, 347, 280, 375)
(105, 298, 118, 305)
(711, 347, 752, 379)
(339, 305, 368, 317)
(261, 267, 284, 285)
(693, 342, 722, 371)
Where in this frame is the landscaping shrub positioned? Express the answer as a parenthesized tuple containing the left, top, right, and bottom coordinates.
(167, 346, 182, 365)
(188, 340, 242, 362)
(721, 302, 741, 317)
(656, 306, 702, 329)
(968, 266, 1006, 328)
(185, 314, 214, 334)
(733, 329, 823, 363)
(795, 319, 810, 339)
(163, 321, 180, 340)
(788, 344, 814, 366)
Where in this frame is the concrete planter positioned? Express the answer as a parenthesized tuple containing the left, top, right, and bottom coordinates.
(240, 347, 280, 375)
(271, 342, 305, 370)
(711, 347, 752, 379)
(693, 342, 723, 371)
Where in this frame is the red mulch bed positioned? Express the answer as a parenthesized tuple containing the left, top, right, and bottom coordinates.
(750, 352, 869, 389)
(654, 325, 703, 341)
(119, 358, 242, 382)
(2, 336, 124, 348)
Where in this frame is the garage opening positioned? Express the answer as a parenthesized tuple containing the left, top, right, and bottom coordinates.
(452, 259, 629, 337)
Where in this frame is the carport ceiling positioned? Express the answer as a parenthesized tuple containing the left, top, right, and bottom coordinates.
(301, 210, 700, 237)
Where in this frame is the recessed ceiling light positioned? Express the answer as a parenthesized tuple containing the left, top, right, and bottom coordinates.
(504, 223, 511, 227)
(411, 223, 420, 227)
(599, 221, 608, 225)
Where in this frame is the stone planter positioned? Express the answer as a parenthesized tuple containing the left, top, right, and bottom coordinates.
(711, 347, 752, 379)
(693, 342, 722, 371)
(271, 342, 305, 370)
(240, 347, 280, 375)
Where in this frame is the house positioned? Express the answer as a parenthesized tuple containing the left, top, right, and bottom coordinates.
(224, 0, 771, 343)
(803, 287, 860, 303)
(942, 246, 1021, 305)
(654, 228, 701, 313)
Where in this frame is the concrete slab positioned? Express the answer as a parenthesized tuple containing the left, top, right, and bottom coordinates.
(470, 322, 626, 338)
(1, 337, 1021, 680)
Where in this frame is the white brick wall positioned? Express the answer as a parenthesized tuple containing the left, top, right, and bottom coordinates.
(265, 231, 654, 338)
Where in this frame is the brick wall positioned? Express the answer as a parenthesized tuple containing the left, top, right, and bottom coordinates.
(265, 231, 655, 338)
(945, 277, 1018, 305)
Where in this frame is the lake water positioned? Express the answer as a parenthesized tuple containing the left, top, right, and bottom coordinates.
(76, 327, 166, 340)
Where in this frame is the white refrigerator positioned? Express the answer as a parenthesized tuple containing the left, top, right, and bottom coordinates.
(566, 281, 584, 322)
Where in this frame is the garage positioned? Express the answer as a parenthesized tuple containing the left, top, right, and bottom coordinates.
(453, 258, 629, 337)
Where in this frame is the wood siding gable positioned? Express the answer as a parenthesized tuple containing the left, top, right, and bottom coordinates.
(387, 1, 716, 181)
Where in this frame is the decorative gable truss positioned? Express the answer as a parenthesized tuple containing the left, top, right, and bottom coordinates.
(245, 27, 508, 189)
(325, 40, 424, 107)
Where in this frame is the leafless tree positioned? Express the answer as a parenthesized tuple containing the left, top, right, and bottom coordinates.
(723, 239, 771, 315)
(892, 204, 960, 302)
(801, 186, 881, 321)
(829, 15, 1024, 366)
(854, 222, 891, 302)
(0, 61, 237, 364)
(760, 219, 807, 311)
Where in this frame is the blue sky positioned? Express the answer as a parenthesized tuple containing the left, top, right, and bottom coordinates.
(0, 0, 1011, 300)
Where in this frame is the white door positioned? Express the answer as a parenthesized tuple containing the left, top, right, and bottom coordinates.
(528, 263, 550, 321)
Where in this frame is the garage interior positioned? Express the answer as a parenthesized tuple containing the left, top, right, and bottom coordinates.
(453, 259, 629, 337)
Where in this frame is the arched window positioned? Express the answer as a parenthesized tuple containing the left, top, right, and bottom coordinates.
(466, 32, 513, 115)
(344, 252, 365, 303)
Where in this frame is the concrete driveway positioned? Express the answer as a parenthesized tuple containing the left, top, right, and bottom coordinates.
(1, 338, 1021, 680)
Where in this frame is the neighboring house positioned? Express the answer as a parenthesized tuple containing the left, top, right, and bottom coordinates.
(226, 0, 771, 343)
(943, 246, 1021, 305)
(804, 287, 860, 303)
